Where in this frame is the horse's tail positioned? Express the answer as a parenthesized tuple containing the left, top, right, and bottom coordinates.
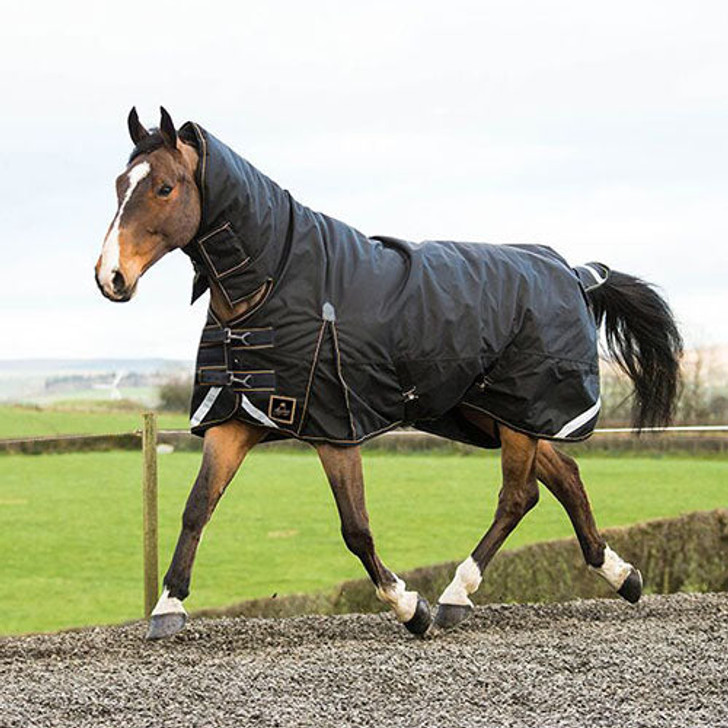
(584, 267, 683, 430)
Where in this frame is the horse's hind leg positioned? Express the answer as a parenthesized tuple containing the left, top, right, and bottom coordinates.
(536, 441, 642, 602)
(317, 444, 431, 635)
(435, 425, 539, 630)
(146, 420, 265, 640)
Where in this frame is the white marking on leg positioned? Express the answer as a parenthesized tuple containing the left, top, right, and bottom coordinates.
(375, 575, 419, 622)
(151, 587, 188, 617)
(438, 556, 482, 607)
(98, 161, 151, 293)
(589, 544, 634, 590)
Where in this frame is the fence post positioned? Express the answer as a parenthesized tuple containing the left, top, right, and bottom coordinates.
(142, 412, 159, 618)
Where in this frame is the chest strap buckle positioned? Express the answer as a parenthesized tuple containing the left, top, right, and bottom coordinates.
(201, 327, 275, 348)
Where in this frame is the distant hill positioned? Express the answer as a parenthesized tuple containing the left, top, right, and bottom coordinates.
(0, 358, 191, 375)
(0, 359, 192, 405)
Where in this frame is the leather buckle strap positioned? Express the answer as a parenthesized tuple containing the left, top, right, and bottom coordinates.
(229, 370, 276, 391)
(197, 369, 233, 386)
(198, 369, 276, 391)
(201, 327, 274, 348)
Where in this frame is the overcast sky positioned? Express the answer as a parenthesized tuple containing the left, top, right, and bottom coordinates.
(1, 0, 726, 360)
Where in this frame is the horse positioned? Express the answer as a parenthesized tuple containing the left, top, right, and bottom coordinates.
(95, 107, 682, 640)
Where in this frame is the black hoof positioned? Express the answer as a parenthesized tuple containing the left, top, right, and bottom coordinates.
(434, 602, 473, 631)
(146, 612, 187, 640)
(403, 596, 432, 636)
(618, 568, 643, 604)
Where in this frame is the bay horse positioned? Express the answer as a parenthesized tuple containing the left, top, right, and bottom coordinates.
(95, 108, 682, 640)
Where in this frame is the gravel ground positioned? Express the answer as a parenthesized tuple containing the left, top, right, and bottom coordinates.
(1, 592, 727, 728)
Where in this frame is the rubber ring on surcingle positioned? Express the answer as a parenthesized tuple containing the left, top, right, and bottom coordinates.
(617, 569, 643, 604)
(403, 596, 432, 636)
(146, 612, 187, 640)
(433, 602, 474, 631)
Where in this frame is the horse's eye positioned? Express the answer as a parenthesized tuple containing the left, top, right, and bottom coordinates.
(157, 183, 173, 197)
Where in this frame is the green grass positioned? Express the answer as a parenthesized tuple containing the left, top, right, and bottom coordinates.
(0, 449, 726, 635)
(0, 404, 188, 438)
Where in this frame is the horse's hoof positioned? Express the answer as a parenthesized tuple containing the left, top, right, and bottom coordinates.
(403, 596, 431, 636)
(434, 602, 473, 631)
(618, 568, 643, 604)
(146, 612, 187, 640)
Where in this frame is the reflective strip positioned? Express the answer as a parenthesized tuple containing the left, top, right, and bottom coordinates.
(554, 397, 601, 438)
(582, 264, 608, 288)
(190, 386, 222, 428)
(240, 394, 279, 429)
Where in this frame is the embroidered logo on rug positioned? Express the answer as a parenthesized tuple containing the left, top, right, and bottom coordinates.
(268, 395, 296, 425)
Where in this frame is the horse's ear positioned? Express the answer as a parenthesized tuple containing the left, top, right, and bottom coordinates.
(127, 107, 149, 145)
(159, 106, 177, 149)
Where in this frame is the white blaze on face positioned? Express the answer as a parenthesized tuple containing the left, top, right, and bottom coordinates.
(438, 556, 482, 607)
(98, 160, 151, 294)
(375, 575, 419, 622)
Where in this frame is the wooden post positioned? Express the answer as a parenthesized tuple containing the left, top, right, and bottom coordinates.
(142, 412, 159, 618)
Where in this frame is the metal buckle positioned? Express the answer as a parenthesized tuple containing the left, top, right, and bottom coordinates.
(221, 329, 253, 346)
(232, 374, 252, 388)
(403, 386, 418, 402)
(230, 331, 251, 345)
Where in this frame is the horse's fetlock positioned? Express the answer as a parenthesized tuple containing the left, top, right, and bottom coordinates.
(585, 542, 606, 569)
(163, 585, 189, 602)
(342, 526, 373, 557)
(163, 572, 190, 601)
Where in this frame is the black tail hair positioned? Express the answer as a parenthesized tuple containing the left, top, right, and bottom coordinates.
(588, 270, 683, 430)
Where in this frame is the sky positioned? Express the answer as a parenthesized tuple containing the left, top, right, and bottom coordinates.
(1, 0, 727, 360)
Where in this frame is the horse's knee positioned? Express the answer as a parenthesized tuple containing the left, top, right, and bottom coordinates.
(498, 483, 539, 520)
(523, 485, 540, 513)
(341, 525, 374, 558)
(181, 499, 208, 533)
(557, 449, 582, 484)
(181, 469, 215, 533)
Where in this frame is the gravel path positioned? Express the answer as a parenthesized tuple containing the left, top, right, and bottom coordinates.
(2, 593, 727, 728)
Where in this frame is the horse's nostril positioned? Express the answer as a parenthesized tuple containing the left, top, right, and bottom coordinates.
(112, 270, 126, 295)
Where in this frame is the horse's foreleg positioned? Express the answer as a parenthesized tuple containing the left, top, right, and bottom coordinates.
(536, 441, 642, 603)
(435, 425, 539, 630)
(316, 443, 431, 635)
(146, 420, 265, 640)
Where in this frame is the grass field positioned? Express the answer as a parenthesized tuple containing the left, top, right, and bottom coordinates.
(0, 448, 726, 635)
(0, 404, 188, 439)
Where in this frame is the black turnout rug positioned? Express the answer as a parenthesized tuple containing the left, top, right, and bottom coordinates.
(178, 122, 603, 448)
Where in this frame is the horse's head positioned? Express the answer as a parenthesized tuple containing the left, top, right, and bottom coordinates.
(95, 107, 201, 302)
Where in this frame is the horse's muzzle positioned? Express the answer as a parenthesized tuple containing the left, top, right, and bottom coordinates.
(95, 264, 133, 302)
